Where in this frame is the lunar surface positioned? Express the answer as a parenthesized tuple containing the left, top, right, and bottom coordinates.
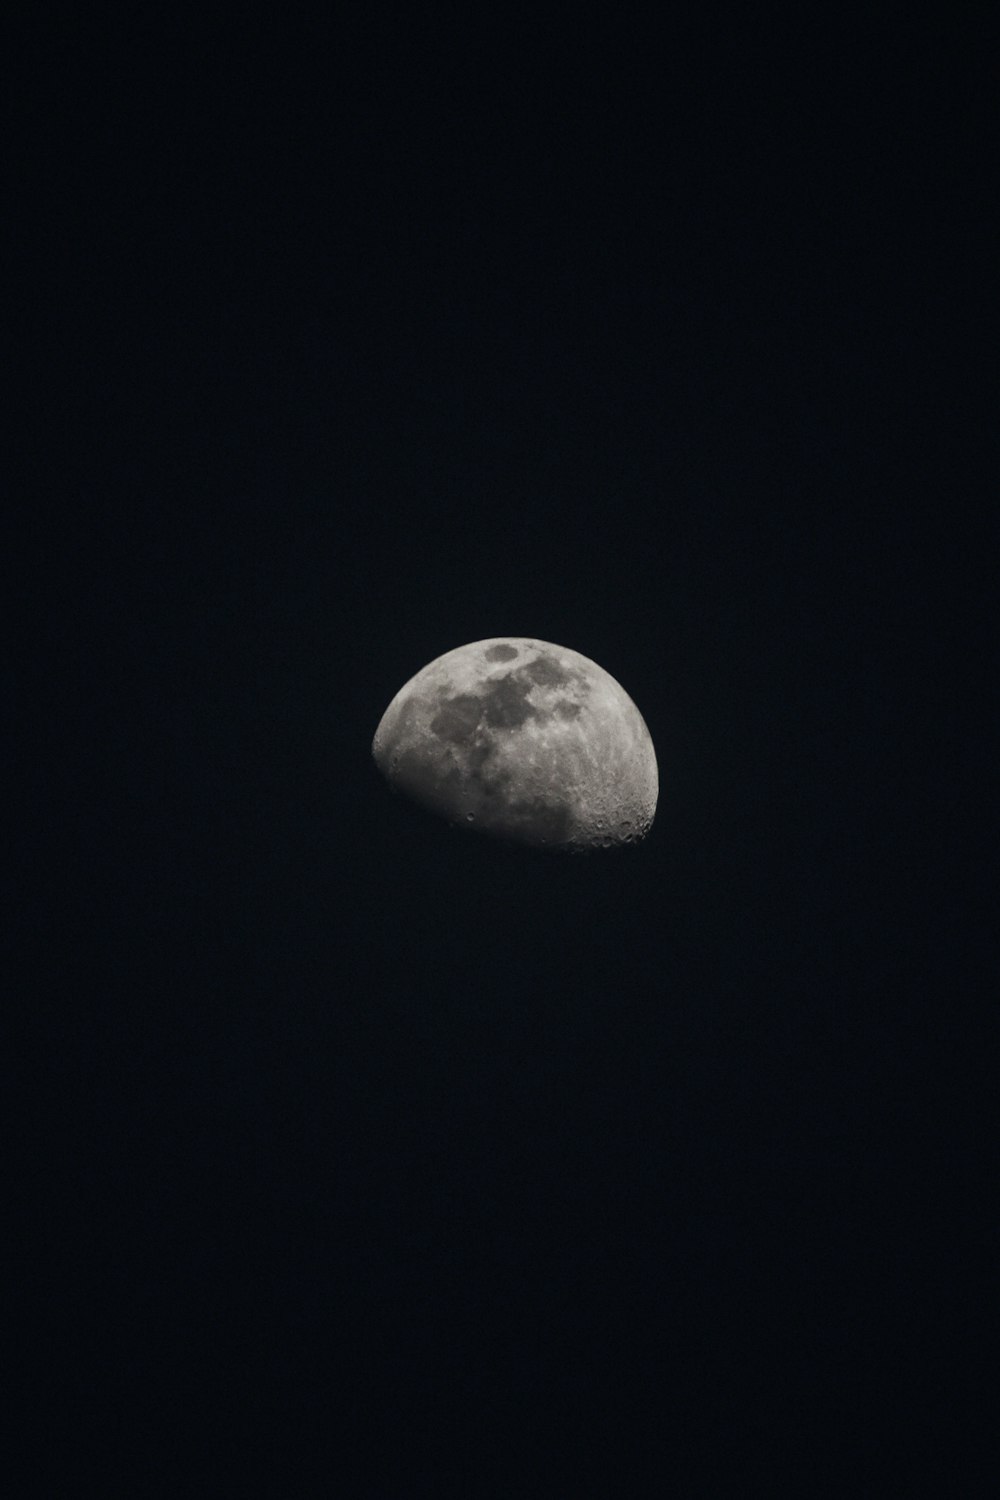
(372, 638, 658, 850)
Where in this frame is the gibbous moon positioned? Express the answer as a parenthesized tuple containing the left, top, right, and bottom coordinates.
(372, 638, 658, 850)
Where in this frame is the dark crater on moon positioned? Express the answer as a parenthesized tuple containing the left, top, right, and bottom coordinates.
(484, 644, 519, 662)
(481, 674, 537, 730)
(430, 693, 483, 743)
(429, 655, 592, 752)
(431, 669, 545, 740)
(523, 655, 574, 688)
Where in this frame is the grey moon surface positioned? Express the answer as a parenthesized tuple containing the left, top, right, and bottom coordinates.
(372, 638, 658, 850)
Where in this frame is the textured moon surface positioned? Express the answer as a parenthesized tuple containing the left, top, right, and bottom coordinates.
(372, 638, 658, 850)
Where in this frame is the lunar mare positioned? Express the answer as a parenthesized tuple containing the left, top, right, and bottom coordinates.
(372, 638, 658, 850)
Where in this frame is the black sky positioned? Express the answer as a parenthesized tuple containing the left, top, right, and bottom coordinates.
(11, 12, 990, 1495)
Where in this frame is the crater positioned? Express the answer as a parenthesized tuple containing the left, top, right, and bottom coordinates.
(430, 693, 483, 743)
(481, 673, 537, 730)
(523, 654, 573, 688)
(554, 699, 582, 720)
(485, 644, 519, 662)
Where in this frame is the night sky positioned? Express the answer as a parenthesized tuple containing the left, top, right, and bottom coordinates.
(12, 13, 989, 1494)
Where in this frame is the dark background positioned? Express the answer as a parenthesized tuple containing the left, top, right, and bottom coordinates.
(12, 12, 990, 1494)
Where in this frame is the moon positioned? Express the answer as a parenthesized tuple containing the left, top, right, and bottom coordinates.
(372, 638, 658, 850)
